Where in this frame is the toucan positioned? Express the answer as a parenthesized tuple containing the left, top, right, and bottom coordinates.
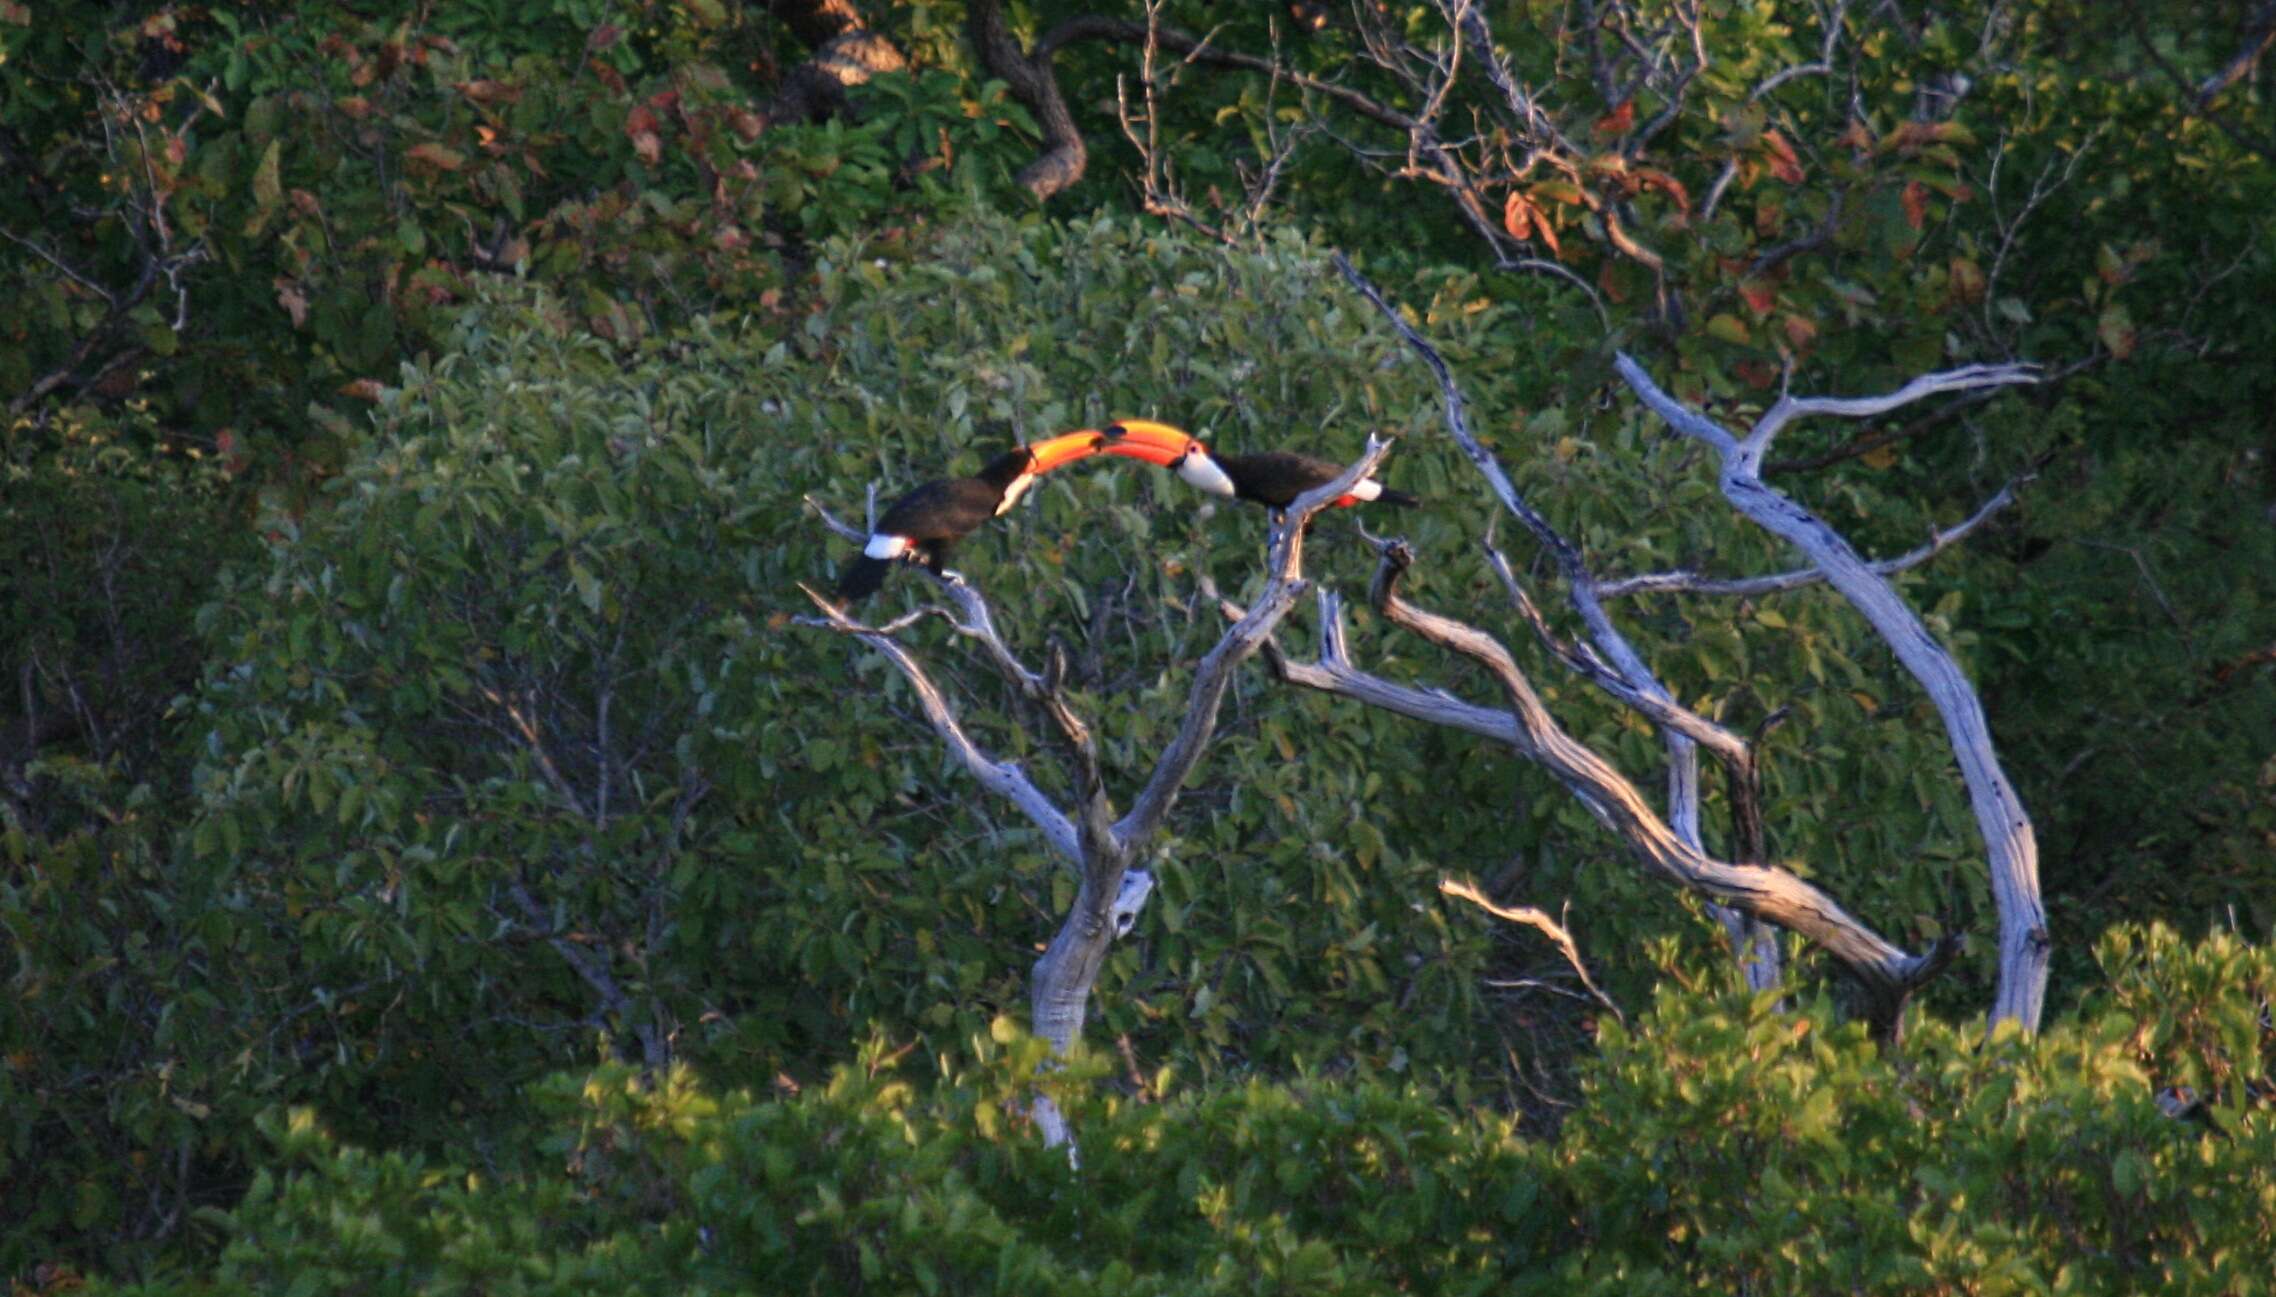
(834, 430, 1104, 601)
(1092, 418, 1418, 511)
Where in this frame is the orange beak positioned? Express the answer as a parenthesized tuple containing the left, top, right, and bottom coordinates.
(1025, 429, 1110, 473)
(1095, 418, 1203, 466)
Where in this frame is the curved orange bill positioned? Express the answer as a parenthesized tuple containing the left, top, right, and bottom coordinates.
(1094, 418, 1200, 466)
(1024, 429, 1111, 473)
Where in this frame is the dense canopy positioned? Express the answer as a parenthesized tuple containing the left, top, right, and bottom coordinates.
(3, 2, 2271, 1289)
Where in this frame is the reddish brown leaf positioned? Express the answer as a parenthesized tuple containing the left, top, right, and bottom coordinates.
(729, 108, 764, 142)
(1948, 257, 1986, 305)
(1635, 167, 1691, 216)
(1502, 191, 1534, 241)
(2095, 242, 2127, 285)
(338, 96, 373, 120)
(274, 278, 309, 328)
(1782, 314, 1819, 349)
(455, 79, 518, 104)
(0, 3, 31, 27)
(1880, 121, 1934, 154)
(339, 379, 385, 402)
(406, 142, 465, 172)
(1598, 258, 1628, 304)
(1739, 278, 1777, 316)
(1901, 179, 1929, 231)
(631, 131, 662, 166)
(1595, 99, 1635, 137)
(1735, 359, 1778, 389)
(588, 23, 624, 50)
(1762, 130, 1804, 184)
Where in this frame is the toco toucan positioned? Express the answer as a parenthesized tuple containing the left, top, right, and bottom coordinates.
(834, 430, 1104, 601)
(1092, 418, 1418, 511)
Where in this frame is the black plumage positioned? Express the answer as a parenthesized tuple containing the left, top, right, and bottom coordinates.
(834, 450, 1037, 601)
(1215, 450, 1421, 510)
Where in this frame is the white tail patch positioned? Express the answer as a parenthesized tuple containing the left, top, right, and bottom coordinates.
(993, 471, 1038, 516)
(1178, 450, 1239, 498)
(863, 533, 913, 560)
(1346, 478, 1383, 501)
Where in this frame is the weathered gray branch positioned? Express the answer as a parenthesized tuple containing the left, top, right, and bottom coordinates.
(1615, 352, 2051, 1030)
(795, 585, 1083, 864)
(1598, 479, 2023, 599)
(1336, 252, 1779, 987)
(1366, 542, 1951, 1032)
(798, 441, 1390, 1148)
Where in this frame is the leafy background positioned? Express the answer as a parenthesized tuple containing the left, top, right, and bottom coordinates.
(2, 0, 2271, 1288)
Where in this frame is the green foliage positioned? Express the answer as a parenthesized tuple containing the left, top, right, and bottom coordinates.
(0, 2, 1035, 458)
(1, 406, 242, 798)
(103, 925, 2276, 1295)
(179, 216, 1519, 1121)
(1543, 921, 2276, 1294)
(10, 1, 2276, 1286)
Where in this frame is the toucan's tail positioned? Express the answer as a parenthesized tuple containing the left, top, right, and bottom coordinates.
(1376, 488, 1421, 507)
(835, 555, 890, 601)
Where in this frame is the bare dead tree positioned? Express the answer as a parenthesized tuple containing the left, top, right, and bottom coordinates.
(1612, 351, 2052, 1030)
(800, 438, 1396, 1146)
(1331, 252, 1784, 995)
(1262, 542, 1955, 1039)
(1234, 255, 2048, 1034)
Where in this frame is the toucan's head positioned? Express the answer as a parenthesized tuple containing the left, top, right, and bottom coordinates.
(981, 432, 1108, 516)
(977, 446, 1044, 515)
(1095, 418, 1239, 498)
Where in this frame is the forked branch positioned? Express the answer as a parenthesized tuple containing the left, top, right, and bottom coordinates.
(1615, 352, 2051, 1030)
(797, 437, 1394, 1146)
(1362, 541, 1953, 1034)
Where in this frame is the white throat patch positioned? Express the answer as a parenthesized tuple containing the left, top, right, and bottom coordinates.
(993, 471, 1038, 516)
